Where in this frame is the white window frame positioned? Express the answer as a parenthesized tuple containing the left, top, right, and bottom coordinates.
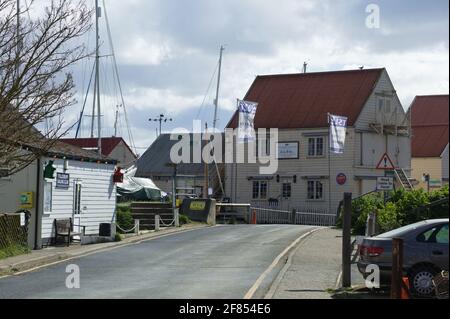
(307, 137, 325, 157)
(252, 180, 268, 200)
(307, 180, 324, 200)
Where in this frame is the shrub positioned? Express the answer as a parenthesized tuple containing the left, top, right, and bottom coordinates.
(341, 185, 449, 235)
(116, 204, 134, 234)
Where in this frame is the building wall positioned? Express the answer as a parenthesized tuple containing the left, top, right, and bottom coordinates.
(152, 176, 204, 197)
(109, 141, 136, 167)
(0, 160, 38, 248)
(224, 69, 411, 216)
(442, 144, 449, 183)
(411, 157, 443, 190)
(353, 68, 411, 193)
(225, 128, 355, 215)
(40, 157, 116, 244)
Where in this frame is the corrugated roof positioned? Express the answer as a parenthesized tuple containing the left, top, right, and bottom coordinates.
(226, 68, 384, 129)
(61, 137, 136, 158)
(135, 133, 224, 177)
(411, 95, 449, 157)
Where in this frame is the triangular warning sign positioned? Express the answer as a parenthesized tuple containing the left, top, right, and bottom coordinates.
(376, 152, 396, 170)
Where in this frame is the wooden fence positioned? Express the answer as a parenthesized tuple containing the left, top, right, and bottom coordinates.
(130, 202, 174, 230)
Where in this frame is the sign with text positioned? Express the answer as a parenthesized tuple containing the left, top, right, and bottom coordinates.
(377, 177, 394, 191)
(56, 173, 70, 189)
(189, 201, 206, 211)
(276, 142, 299, 159)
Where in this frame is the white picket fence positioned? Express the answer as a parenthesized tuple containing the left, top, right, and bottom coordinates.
(251, 206, 337, 227)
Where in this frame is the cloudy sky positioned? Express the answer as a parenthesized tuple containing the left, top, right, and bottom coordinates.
(57, 0, 449, 155)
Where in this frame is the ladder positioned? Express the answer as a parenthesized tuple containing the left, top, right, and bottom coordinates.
(395, 168, 414, 191)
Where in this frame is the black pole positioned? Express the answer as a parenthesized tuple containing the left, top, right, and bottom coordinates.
(342, 192, 352, 288)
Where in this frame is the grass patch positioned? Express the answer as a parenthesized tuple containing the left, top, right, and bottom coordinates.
(179, 214, 191, 225)
(0, 244, 30, 260)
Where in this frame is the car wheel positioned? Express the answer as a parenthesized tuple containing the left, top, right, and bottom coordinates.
(409, 266, 439, 298)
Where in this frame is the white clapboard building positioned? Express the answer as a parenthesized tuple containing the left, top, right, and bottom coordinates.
(224, 68, 411, 223)
(0, 141, 117, 248)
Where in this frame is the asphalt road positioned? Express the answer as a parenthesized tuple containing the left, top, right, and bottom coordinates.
(0, 225, 316, 299)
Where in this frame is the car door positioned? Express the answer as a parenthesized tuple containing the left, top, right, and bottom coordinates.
(429, 223, 449, 270)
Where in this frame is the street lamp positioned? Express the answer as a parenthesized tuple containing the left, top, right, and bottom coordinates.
(149, 114, 173, 136)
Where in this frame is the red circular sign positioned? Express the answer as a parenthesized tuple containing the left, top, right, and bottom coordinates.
(336, 173, 347, 185)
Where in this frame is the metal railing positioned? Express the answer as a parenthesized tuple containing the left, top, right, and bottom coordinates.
(250, 206, 336, 226)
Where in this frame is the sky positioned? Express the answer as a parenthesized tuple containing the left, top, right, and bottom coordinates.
(33, 0, 450, 155)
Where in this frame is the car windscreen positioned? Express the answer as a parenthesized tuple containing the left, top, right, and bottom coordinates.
(377, 221, 429, 238)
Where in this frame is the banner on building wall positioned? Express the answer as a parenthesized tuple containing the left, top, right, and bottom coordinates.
(328, 114, 348, 154)
(237, 99, 258, 143)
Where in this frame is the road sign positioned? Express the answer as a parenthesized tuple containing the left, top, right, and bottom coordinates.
(336, 173, 347, 185)
(376, 152, 396, 170)
(377, 177, 394, 191)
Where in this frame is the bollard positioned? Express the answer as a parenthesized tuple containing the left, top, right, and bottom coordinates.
(174, 208, 180, 227)
(291, 209, 296, 224)
(134, 219, 140, 235)
(342, 192, 352, 288)
(391, 237, 404, 299)
(155, 215, 160, 231)
(251, 209, 257, 225)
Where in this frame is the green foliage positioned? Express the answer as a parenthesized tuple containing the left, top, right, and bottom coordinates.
(377, 202, 402, 233)
(179, 214, 191, 225)
(114, 233, 122, 242)
(116, 203, 134, 234)
(340, 185, 449, 235)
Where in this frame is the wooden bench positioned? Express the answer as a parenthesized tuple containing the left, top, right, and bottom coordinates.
(53, 218, 86, 246)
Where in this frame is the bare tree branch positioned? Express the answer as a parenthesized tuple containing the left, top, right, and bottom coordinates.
(0, 0, 93, 177)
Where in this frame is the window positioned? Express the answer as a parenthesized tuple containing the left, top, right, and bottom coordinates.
(308, 137, 324, 157)
(378, 97, 392, 113)
(252, 181, 268, 199)
(252, 181, 259, 199)
(44, 181, 52, 212)
(282, 183, 291, 198)
(436, 224, 449, 244)
(417, 224, 449, 244)
(260, 181, 268, 199)
(307, 180, 323, 200)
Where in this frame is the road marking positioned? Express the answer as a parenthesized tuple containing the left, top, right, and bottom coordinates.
(244, 227, 323, 299)
(0, 226, 212, 278)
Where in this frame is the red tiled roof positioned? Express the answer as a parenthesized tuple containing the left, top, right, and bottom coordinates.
(226, 68, 384, 129)
(411, 95, 449, 157)
(61, 137, 135, 158)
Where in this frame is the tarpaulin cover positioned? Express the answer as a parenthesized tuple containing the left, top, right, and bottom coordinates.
(116, 166, 165, 201)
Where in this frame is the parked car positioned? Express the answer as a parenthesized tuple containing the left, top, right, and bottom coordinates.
(358, 218, 449, 297)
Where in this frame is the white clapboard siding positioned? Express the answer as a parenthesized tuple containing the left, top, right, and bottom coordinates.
(225, 128, 356, 215)
(355, 69, 406, 132)
(41, 157, 116, 240)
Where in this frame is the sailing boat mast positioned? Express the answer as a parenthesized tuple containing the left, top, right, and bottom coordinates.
(89, 0, 102, 154)
(212, 45, 224, 129)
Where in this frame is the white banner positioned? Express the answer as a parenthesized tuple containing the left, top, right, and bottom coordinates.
(329, 114, 348, 154)
(237, 99, 258, 143)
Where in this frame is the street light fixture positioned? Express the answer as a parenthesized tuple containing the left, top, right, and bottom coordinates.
(149, 114, 173, 136)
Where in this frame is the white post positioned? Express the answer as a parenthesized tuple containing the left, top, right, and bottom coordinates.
(174, 208, 180, 227)
(134, 219, 140, 235)
(155, 215, 160, 231)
